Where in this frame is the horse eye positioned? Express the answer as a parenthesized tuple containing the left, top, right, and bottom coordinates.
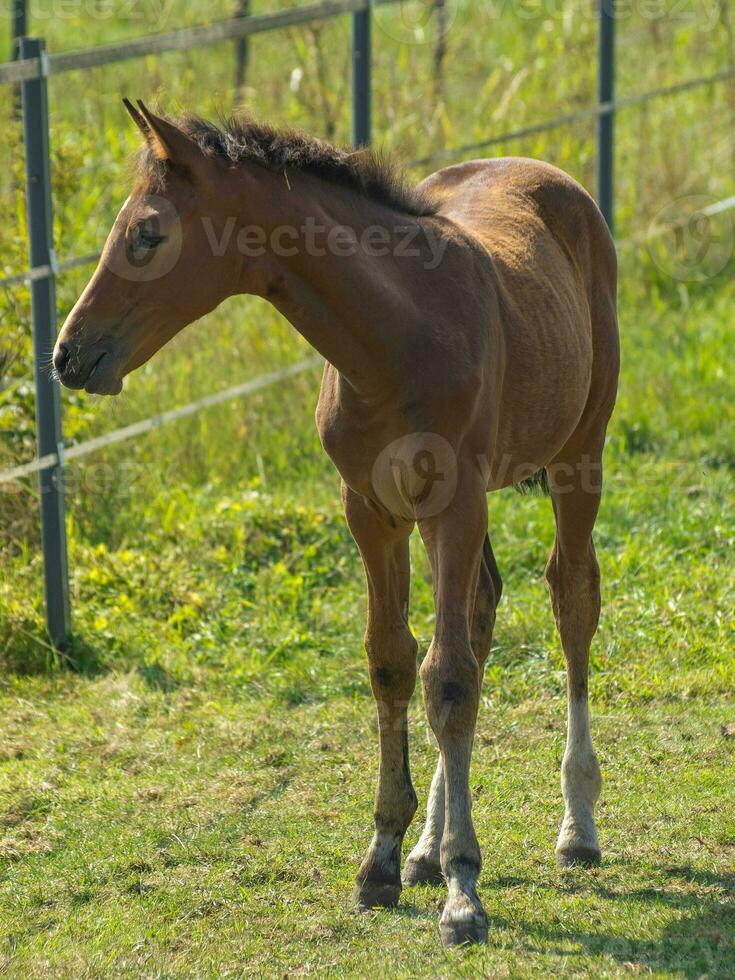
(132, 222, 167, 251)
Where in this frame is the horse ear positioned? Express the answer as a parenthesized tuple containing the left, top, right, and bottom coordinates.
(131, 100, 210, 183)
(122, 97, 150, 138)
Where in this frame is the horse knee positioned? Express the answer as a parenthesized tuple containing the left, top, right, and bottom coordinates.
(366, 625, 418, 705)
(420, 640, 480, 738)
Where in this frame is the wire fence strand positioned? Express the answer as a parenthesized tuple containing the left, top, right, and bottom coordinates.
(410, 66, 735, 167)
(0, 356, 323, 486)
(0, 0, 405, 86)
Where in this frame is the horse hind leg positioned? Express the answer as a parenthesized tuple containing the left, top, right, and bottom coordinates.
(401, 754, 445, 887)
(546, 445, 605, 867)
(403, 534, 502, 888)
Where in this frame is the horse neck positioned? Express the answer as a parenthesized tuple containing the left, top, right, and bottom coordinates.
(220, 164, 440, 393)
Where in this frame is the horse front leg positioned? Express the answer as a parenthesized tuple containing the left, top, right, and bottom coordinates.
(343, 483, 419, 909)
(404, 535, 502, 888)
(418, 471, 489, 945)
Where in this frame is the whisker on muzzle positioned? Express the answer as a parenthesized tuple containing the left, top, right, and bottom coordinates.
(39, 350, 60, 382)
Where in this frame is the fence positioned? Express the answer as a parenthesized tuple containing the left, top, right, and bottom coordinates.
(0, 0, 733, 650)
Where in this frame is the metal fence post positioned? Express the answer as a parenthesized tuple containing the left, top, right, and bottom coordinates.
(433, 0, 449, 100)
(11, 0, 27, 112)
(21, 37, 71, 650)
(234, 0, 251, 93)
(597, 0, 616, 234)
(352, 4, 371, 146)
(11, 0, 26, 59)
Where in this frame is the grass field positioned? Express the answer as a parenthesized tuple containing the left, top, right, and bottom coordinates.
(1, 1, 735, 976)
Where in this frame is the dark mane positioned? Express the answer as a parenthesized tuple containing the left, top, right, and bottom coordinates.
(138, 113, 437, 218)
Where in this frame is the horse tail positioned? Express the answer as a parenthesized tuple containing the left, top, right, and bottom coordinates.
(514, 468, 550, 496)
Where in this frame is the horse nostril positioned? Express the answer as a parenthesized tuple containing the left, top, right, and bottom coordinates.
(54, 343, 70, 374)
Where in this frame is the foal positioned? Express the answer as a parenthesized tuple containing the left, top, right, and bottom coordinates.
(54, 102, 619, 946)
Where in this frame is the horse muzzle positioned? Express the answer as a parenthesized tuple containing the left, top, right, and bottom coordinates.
(53, 342, 123, 396)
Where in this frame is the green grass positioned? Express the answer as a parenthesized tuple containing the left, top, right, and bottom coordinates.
(2, 1, 735, 975)
(1, 686, 734, 976)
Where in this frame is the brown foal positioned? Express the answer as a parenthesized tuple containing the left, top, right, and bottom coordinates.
(54, 103, 619, 946)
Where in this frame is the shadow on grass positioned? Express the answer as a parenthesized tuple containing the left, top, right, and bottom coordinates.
(0, 626, 109, 678)
(491, 864, 734, 977)
(0, 626, 183, 694)
(0, 625, 182, 691)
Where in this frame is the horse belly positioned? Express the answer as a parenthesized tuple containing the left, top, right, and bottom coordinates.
(489, 298, 594, 488)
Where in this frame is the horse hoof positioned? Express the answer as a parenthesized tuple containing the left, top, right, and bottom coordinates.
(353, 878, 401, 909)
(439, 915, 488, 947)
(402, 855, 444, 887)
(556, 845, 601, 868)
